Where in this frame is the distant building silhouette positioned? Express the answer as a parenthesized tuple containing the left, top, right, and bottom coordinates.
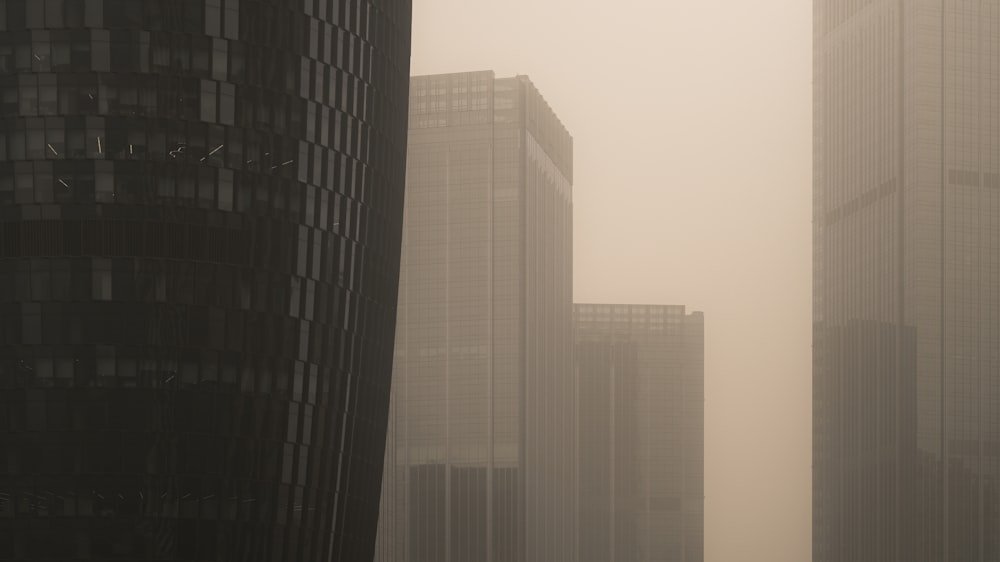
(575, 304, 704, 562)
(0, 1, 411, 560)
(814, 3, 1000, 560)
(375, 71, 575, 562)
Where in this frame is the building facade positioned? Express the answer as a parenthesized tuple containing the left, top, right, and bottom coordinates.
(0, 1, 411, 560)
(375, 71, 575, 562)
(575, 304, 704, 562)
(814, 1, 1000, 560)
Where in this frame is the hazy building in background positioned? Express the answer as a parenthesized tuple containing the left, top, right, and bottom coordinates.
(814, 2, 1000, 560)
(375, 70, 574, 562)
(0, 1, 411, 560)
(575, 304, 704, 562)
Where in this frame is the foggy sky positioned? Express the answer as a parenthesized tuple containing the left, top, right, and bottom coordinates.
(409, 2, 813, 561)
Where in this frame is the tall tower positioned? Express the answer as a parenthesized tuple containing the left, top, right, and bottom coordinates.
(814, 1, 1000, 560)
(575, 304, 704, 562)
(0, 1, 411, 560)
(376, 71, 575, 562)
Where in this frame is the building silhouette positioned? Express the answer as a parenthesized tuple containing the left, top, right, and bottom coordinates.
(575, 304, 704, 562)
(814, 2, 1000, 560)
(0, 1, 411, 560)
(375, 71, 575, 562)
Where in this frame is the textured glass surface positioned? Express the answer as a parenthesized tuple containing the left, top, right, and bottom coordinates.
(374, 71, 574, 562)
(814, 1, 1000, 560)
(0, 0, 412, 560)
(575, 304, 704, 562)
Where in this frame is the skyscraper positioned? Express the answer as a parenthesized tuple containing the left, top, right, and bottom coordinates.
(575, 304, 704, 562)
(814, 2, 1000, 560)
(375, 70, 575, 562)
(0, 1, 411, 560)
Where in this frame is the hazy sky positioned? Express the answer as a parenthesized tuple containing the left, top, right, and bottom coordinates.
(410, 1, 813, 560)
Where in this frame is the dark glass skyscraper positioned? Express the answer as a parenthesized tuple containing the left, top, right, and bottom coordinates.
(814, 2, 1000, 560)
(575, 304, 704, 562)
(0, 1, 411, 560)
(375, 71, 575, 562)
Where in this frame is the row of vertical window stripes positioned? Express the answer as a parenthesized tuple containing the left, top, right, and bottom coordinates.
(0, 0, 381, 69)
(0, 353, 363, 409)
(0, 0, 399, 46)
(2, 71, 373, 134)
(0, 224, 369, 294)
(0, 104, 372, 165)
(0, 32, 373, 87)
(0, 175, 367, 241)
(1, 303, 366, 358)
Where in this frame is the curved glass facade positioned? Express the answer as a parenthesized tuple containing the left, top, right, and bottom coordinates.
(0, 0, 411, 560)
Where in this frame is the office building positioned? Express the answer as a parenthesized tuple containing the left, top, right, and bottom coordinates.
(375, 70, 575, 562)
(575, 304, 704, 562)
(0, 1, 411, 560)
(814, 2, 1000, 560)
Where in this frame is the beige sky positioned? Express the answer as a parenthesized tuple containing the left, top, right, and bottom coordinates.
(409, 1, 813, 560)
